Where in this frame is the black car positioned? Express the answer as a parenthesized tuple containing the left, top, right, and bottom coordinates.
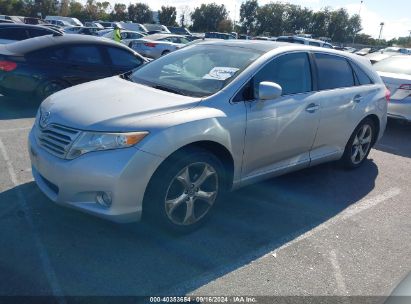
(0, 24, 62, 44)
(0, 34, 147, 101)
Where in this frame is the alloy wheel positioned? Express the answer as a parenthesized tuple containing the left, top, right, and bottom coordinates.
(164, 162, 219, 226)
(351, 124, 373, 165)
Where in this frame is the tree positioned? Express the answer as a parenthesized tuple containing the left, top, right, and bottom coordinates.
(191, 3, 228, 32)
(111, 3, 127, 21)
(283, 4, 312, 35)
(59, 0, 70, 16)
(31, 0, 57, 17)
(348, 14, 362, 42)
(128, 3, 152, 23)
(178, 5, 191, 27)
(308, 8, 331, 38)
(255, 2, 285, 36)
(239, 0, 258, 34)
(158, 6, 177, 26)
(218, 19, 233, 33)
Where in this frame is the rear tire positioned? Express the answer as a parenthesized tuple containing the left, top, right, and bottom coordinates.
(143, 147, 225, 234)
(340, 118, 375, 169)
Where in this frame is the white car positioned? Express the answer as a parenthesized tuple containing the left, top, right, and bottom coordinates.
(103, 30, 146, 47)
(131, 34, 189, 59)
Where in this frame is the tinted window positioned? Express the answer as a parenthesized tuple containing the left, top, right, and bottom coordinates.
(309, 41, 321, 46)
(28, 47, 66, 61)
(0, 28, 28, 40)
(254, 52, 312, 96)
(106, 47, 143, 68)
(351, 62, 373, 85)
(66, 46, 103, 64)
(315, 53, 354, 90)
(28, 28, 52, 38)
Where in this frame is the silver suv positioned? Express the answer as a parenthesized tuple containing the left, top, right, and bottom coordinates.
(29, 41, 388, 232)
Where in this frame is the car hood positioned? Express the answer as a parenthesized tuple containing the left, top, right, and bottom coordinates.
(41, 76, 201, 131)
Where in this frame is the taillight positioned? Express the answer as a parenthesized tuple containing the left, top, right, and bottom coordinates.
(0, 60, 17, 72)
(399, 84, 411, 91)
(385, 87, 391, 102)
(144, 42, 157, 48)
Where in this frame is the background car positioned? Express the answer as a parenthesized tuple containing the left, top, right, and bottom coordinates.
(131, 33, 189, 58)
(374, 55, 411, 122)
(143, 23, 170, 33)
(103, 29, 146, 47)
(64, 26, 102, 36)
(0, 34, 147, 101)
(0, 23, 62, 44)
(276, 35, 333, 48)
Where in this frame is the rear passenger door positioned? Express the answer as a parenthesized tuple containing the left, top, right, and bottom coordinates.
(309, 53, 374, 165)
(64, 45, 112, 84)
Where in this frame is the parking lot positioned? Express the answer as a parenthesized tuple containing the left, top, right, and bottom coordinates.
(0, 95, 410, 299)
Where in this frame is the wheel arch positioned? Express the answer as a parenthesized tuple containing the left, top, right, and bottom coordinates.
(363, 114, 380, 146)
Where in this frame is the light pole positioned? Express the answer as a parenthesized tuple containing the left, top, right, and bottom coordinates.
(378, 22, 385, 41)
(352, 0, 363, 44)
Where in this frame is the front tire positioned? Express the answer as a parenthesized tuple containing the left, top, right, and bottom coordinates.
(144, 148, 225, 233)
(341, 118, 375, 169)
(36, 80, 67, 102)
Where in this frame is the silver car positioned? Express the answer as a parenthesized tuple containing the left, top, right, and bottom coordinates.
(374, 55, 411, 121)
(131, 34, 189, 59)
(28, 41, 388, 233)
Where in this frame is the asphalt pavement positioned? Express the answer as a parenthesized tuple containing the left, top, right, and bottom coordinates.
(0, 96, 410, 301)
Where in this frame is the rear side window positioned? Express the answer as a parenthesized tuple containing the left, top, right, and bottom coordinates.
(309, 41, 321, 47)
(315, 53, 354, 90)
(28, 28, 52, 38)
(28, 47, 66, 61)
(351, 63, 373, 85)
(106, 47, 143, 68)
(66, 46, 103, 64)
(0, 28, 28, 40)
(254, 52, 312, 96)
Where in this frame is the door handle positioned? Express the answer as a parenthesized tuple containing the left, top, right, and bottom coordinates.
(305, 103, 320, 113)
(353, 95, 362, 103)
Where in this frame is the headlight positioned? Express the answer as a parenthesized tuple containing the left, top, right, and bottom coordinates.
(66, 131, 148, 159)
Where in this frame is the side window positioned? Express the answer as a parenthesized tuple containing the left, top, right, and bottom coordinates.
(28, 28, 52, 38)
(0, 28, 28, 40)
(106, 47, 143, 68)
(351, 62, 373, 85)
(28, 47, 66, 61)
(253, 52, 312, 96)
(315, 53, 355, 90)
(309, 41, 321, 47)
(66, 46, 103, 64)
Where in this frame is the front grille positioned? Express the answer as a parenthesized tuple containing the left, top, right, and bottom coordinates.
(35, 124, 80, 158)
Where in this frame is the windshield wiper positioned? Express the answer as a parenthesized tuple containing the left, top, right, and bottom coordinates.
(153, 84, 187, 96)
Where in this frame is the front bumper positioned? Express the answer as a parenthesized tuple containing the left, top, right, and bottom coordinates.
(388, 98, 411, 122)
(28, 129, 164, 223)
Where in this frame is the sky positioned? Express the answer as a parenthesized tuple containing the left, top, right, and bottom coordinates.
(91, 0, 411, 40)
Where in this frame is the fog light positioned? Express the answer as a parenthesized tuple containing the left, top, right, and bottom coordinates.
(96, 191, 112, 208)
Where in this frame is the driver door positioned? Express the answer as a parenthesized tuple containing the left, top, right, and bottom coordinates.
(242, 52, 320, 181)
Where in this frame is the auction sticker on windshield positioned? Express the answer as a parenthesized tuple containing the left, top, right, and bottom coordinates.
(203, 67, 239, 80)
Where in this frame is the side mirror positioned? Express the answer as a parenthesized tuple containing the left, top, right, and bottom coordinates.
(258, 81, 282, 100)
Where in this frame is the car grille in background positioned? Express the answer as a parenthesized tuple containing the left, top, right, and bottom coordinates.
(35, 124, 80, 158)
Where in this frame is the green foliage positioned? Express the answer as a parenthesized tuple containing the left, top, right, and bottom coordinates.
(158, 6, 177, 26)
(128, 3, 152, 24)
(239, 0, 258, 33)
(191, 3, 228, 32)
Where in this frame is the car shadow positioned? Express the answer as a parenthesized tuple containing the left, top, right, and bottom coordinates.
(374, 119, 411, 158)
(0, 96, 38, 120)
(0, 160, 378, 296)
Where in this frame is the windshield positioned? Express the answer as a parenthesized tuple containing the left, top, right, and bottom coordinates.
(383, 47, 400, 53)
(374, 56, 411, 75)
(130, 45, 263, 97)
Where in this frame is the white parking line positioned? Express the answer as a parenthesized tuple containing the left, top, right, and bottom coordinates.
(0, 127, 31, 133)
(329, 250, 348, 296)
(165, 187, 402, 295)
(0, 138, 65, 303)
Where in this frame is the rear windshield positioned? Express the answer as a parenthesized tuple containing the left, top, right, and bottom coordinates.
(374, 56, 411, 75)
